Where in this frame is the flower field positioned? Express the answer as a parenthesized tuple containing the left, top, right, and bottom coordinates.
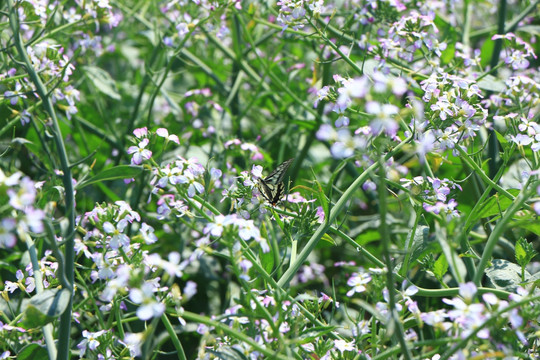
(1, 0, 540, 359)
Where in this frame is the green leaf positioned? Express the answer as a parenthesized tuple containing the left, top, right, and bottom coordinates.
(436, 224, 467, 283)
(433, 254, 448, 280)
(356, 229, 381, 246)
(406, 225, 433, 265)
(259, 247, 274, 274)
(515, 239, 527, 265)
(291, 119, 317, 130)
(475, 189, 521, 220)
(313, 179, 328, 221)
(76, 165, 143, 189)
(298, 325, 337, 343)
(515, 237, 537, 267)
(517, 221, 540, 236)
(517, 25, 540, 36)
(259, 222, 275, 274)
(83, 65, 121, 100)
(21, 288, 71, 328)
(320, 233, 336, 246)
(17, 344, 48, 360)
(494, 130, 508, 148)
(485, 259, 530, 293)
(477, 74, 506, 93)
(480, 38, 495, 68)
(440, 42, 455, 64)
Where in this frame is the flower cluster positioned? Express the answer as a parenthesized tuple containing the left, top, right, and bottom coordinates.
(383, 10, 445, 64)
(161, 0, 235, 47)
(203, 213, 269, 252)
(401, 176, 462, 220)
(0, 170, 44, 248)
(276, 0, 324, 32)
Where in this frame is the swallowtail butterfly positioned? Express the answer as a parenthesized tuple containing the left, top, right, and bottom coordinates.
(257, 158, 294, 206)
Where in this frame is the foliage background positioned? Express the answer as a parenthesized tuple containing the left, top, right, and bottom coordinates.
(1, 0, 540, 359)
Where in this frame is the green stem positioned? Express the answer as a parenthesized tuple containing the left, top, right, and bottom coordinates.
(473, 183, 532, 285)
(330, 226, 512, 299)
(456, 145, 514, 200)
(462, 0, 472, 48)
(181, 311, 291, 360)
(161, 314, 187, 360)
(21, 231, 57, 359)
(277, 135, 413, 288)
(7, 2, 76, 359)
(440, 294, 540, 360)
(378, 158, 412, 360)
(400, 206, 422, 277)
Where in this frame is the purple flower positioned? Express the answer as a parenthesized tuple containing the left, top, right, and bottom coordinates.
(127, 138, 152, 165)
(156, 128, 180, 144)
(430, 95, 454, 120)
(346, 269, 372, 296)
(204, 214, 230, 237)
(334, 339, 356, 354)
(103, 219, 130, 249)
(4, 82, 27, 105)
(176, 169, 205, 197)
(129, 282, 166, 320)
(416, 131, 435, 164)
(366, 101, 398, 137)
(336, 77, 369, 108)
(77, 330, 106, 357)
(121, 333, 144, 357)
(133, 127, 148, 138)
(0, 219, 17, 248)
(7, 177, 36, 210)
(140, 222, 157, 244)
(314, 85, 330, 108)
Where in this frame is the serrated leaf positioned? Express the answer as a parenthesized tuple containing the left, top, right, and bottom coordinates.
(515, 240, 526, 263)
(515, 237, 537, 267)
(83, 65, 121, 100)
(407, 225, 432, 264)
(76, 165, 143, 189)
(433, 254, 448, 280)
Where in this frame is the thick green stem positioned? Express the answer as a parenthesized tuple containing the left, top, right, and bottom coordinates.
(378, 158, 412, 360)
(7, 2, 76, 358)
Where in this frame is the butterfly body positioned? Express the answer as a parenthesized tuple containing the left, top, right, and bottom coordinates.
(257, 158, 294, 206)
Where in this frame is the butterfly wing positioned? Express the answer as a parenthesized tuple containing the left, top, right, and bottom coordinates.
(270, 182, 285, 206)
(262, 158, 294, 185)
(258, 158, 294, 206)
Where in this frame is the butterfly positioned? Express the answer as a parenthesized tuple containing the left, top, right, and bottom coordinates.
(257, 158, 294, 206)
